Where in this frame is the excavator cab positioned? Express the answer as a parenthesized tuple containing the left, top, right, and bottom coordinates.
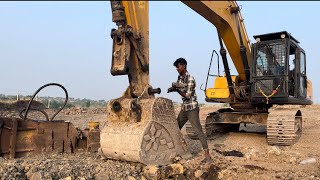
(251, 31, 312, 105)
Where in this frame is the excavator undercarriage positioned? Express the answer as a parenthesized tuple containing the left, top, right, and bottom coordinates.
(185, 107, 303, 146)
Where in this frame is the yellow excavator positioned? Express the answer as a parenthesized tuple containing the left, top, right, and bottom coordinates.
(99, 1, 313, 165)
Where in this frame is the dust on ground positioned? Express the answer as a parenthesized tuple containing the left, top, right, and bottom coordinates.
(0, 102, 320, 179)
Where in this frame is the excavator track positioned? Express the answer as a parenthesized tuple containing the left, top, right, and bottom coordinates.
(185, 107, 303, 146)
(267, 108, 302, 146)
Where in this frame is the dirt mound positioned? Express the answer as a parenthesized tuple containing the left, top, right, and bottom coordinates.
(0, 100, 46, 118)
(0, 100, 46, 111)
(61, 107, 106, 115)
(0, 151, 222, 180)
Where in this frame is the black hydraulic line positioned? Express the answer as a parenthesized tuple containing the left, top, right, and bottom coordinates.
(19, 108, 49, 121)
(233, 8, 251, 82)
(22, 83, 68, 122)
(204, 50, 219, 91)
(218, 51, 220, 77)
(217, 31, 235, 95)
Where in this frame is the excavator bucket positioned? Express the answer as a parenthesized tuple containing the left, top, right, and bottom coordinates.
(100, 97, 188, 165)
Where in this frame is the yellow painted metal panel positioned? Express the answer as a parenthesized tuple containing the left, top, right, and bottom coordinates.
(206, 76, 238, 99)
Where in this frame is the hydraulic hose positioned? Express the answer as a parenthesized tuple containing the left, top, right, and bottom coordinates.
(22, 83, 68, 121)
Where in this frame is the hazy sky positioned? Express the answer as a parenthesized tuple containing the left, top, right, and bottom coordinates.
(0, 1, 319, 103)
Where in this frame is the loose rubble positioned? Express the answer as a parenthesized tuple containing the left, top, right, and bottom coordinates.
(1, 104, 320, 179)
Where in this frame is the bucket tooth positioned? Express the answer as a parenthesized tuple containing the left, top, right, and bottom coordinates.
(100, 97, 188, 165)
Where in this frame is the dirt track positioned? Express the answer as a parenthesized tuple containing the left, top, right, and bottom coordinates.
(0, 104, 320, 179)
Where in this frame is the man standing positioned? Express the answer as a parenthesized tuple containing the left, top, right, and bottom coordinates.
(168, 57, 212, 163)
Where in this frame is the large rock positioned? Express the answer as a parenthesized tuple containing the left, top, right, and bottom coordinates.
(267, 146, 281, 156)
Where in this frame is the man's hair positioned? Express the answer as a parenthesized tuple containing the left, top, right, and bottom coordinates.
(173, 57, 187, 67)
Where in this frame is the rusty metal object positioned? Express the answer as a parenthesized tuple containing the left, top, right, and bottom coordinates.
(0, 117, 101, 158)
(87, 130, 100, 152)
(110, 28, 131, 76)
(100, 95, 188, 165)
(9, 118, 17, 158)
(0, 83, 101, 158)
(76, 129, 101, 153)
(84, 122, 101, 153)
(0, 117, 78, 158)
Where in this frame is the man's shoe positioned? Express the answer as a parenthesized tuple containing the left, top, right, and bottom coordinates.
(204, 155, 213, 163)
(202, 149, 213, 163)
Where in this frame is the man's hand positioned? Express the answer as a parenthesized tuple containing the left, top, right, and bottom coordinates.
(167, 86, 177, 93)
(172, 82, 186, 88)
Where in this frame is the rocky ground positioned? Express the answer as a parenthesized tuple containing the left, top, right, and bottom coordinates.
(0, 102, 320, 180)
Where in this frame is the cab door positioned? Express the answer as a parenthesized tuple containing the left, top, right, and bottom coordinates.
(296, 49, 307, 98)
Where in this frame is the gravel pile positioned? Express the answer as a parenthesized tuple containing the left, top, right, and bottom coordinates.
(0, 150, 223, 180)
(0, 152, 144, 180)
(61, 108, 106, 115)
